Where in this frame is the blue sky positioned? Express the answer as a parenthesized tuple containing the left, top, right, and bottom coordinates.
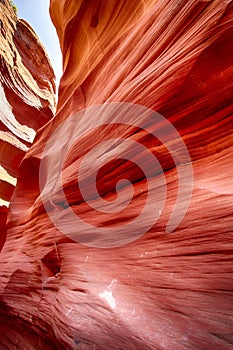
(14, 0, 62, 86)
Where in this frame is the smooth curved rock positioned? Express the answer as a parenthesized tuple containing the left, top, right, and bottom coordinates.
(0, 0, 233, 349)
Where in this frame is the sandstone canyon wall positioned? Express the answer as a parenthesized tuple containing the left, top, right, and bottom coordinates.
(0, 0, 233, 349)
(0, 0, 56, 250)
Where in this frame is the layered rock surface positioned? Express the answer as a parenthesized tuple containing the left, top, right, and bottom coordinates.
(0, 0, 56, 201)
(0, 0, 233, 349)
(0, 0, 56, 253)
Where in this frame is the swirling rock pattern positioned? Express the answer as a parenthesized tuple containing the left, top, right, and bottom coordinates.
(0, 0, 233, 349)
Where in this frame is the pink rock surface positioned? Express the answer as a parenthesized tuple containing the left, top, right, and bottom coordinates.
(0, 0, 233, 349)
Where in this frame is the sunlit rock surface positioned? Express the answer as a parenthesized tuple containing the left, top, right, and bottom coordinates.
(0, 0, 233, 349)
(0, 0, 56, 206)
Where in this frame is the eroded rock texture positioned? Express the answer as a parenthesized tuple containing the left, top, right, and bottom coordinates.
(0, 0, 56, 253)
(0, 0, 233, 349)
(0, 0, 56, 200)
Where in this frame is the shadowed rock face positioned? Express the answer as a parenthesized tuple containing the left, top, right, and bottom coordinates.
(0, 0, 233, 349)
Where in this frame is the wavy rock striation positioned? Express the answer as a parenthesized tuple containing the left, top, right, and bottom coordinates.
(0, 0, 233, 349)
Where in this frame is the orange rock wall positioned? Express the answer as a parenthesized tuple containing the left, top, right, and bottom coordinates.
(0, 0, 233, 349)
(0, 0, 56, 198)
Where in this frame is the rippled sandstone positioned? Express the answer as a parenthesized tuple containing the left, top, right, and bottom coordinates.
(0, 0, 233, 349)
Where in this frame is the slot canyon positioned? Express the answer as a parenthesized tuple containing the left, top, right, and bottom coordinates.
(0, 0, 232, 349)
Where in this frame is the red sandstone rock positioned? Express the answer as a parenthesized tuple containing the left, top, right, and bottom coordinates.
(0, 205, 8, 252)
(1, 0, 233, 349)
(0, 0, 56, 206)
